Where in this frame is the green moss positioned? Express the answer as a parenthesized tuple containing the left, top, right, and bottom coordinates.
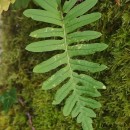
(31, 90, 80, 130)
(0, 1, 130, 130)
(92, 1, 130, 130)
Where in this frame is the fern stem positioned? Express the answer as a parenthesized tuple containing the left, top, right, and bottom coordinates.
(61, 13, 73, 79)
(61, 12, 82, 106)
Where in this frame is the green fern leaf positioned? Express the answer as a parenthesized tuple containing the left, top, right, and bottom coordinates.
(23, 0, 108, 129)
(63, 0, 77, 13)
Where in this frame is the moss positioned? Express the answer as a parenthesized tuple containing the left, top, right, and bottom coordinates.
(31, 90, 80, 130)
(0, 1, 130, 130)
(92, 1, 130, 130)
(0, 8, 81, 130)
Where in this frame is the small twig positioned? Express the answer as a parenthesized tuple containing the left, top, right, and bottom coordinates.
(18, 98, 25, 107)
(19, 98, 35, 130)
(115, 0, 121, 6)
(26, 112, 35, 130)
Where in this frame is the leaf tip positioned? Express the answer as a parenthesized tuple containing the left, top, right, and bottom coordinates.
(52, 100, 57, 105)
(41, 86, 46, 91)
(33, 67, 38, 73)
(102, 85, 106, 89)
(42, 84, 49, 91)
(23, 10, 28, 17)
(30, 32, 37, 38)
(104, 44, 109, 49)
(103, 65, 108, 70)
(63, 111, 68, 116)
(25, 45, 29, 51)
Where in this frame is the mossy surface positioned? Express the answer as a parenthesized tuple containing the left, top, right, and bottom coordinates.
(0, 1, 130, 130)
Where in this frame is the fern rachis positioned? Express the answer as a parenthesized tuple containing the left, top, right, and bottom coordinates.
(24, 0, 108, 129)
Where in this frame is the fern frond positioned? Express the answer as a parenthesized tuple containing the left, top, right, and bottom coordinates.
(24, 0, 108, 129)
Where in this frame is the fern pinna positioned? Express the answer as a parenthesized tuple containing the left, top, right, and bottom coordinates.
(24, 0, 108, 129)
